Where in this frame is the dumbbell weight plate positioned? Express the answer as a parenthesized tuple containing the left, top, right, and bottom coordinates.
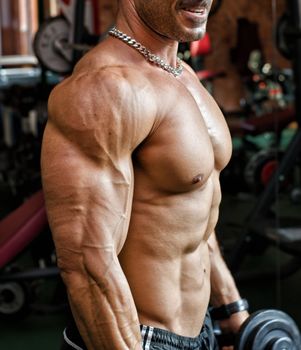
(235, 309, 301, 350)
(33, 16, 73, 75)
(0, 282, 29, 319)
(244, 149, 279, 192)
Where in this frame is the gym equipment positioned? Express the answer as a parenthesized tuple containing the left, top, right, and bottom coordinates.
(242, 50, 294, 115)
(221, 106, 296, 195)
(33, 0, 104, 75)
(236, 310, 301, 350)
(0, 281, 29, 319)
(0, 83, 51, 199)
(0, 190, 63, 319)
(215, 309, 301, 350)
(227, 0, 301, 279)
(0, 70, 62, 307)
(0, 191, 46, 269)
(33, 16, 74, 75)
(0, 85, 64, 316)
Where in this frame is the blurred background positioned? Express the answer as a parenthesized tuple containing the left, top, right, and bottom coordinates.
(0, 0, 301, 349)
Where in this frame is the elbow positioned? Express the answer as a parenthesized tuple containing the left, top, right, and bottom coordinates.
(56, 247, 117, 294)
(56, 251, 86, 289)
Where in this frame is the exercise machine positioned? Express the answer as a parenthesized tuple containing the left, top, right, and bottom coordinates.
(227, 0, 301, 280)
(0, 190, 63, 319)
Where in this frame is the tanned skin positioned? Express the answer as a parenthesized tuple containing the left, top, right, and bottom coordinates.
(41, 0, 249, 349)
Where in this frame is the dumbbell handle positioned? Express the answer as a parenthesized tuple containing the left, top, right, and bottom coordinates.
(215, 332, 236, 348)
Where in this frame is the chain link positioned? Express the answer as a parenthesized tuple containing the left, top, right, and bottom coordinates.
(108, 27, 183, 77)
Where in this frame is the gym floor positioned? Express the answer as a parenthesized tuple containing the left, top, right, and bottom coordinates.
(1, 185, 301, 349)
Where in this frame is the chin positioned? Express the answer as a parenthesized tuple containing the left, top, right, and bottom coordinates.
(176, 18, 208, 41)
(177, 28, 206, 43)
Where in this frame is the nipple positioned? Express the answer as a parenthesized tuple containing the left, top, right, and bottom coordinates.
(192, 174, 203, 185)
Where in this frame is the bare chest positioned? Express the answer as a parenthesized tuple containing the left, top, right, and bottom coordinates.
(134, 75, 232, 193)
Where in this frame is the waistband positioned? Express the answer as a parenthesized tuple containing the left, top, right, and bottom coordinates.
(63, 311, 215, 350)
(140, 311, 213, 350)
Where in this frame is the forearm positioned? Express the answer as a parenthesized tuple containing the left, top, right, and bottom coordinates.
(208, 232, 241, 307)
(208, 232, 249, 333)
(61, 256, 141, 350)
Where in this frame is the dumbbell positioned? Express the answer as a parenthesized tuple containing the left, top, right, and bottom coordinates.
(215, 309, 301, 350)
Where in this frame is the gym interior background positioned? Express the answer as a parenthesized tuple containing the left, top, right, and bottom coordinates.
(0, 0, 301, 349)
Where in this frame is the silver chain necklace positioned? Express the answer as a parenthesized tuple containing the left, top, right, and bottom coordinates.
(108, 27, 183, 78)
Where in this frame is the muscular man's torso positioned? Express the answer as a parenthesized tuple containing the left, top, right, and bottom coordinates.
(118, 64, 232, 337)
(120, 72, 231, 336)
(56, 40, 232, 338)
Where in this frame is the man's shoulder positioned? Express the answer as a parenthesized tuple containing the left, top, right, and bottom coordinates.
(50, 66, 151, 116)
(52, 65, 147, 100)
(47, 65, 158, 147)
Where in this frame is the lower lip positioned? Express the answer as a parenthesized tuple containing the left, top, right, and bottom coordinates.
(179, 8, 208, 22)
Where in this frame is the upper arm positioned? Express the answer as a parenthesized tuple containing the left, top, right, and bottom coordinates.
(41, 68, 155, 278)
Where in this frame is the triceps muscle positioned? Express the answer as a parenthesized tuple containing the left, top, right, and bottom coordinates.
(41, 128, 140, 349)
(41, 70, 156, 349)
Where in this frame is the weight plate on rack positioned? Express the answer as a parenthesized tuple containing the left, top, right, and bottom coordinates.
(33, 16, 73, 75)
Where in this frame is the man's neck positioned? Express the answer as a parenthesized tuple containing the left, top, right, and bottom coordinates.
(115, 10, 179, 67)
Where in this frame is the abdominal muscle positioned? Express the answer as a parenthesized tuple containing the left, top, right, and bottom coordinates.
(118, 174, 220, 337)
(119, 241, 211, 337)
